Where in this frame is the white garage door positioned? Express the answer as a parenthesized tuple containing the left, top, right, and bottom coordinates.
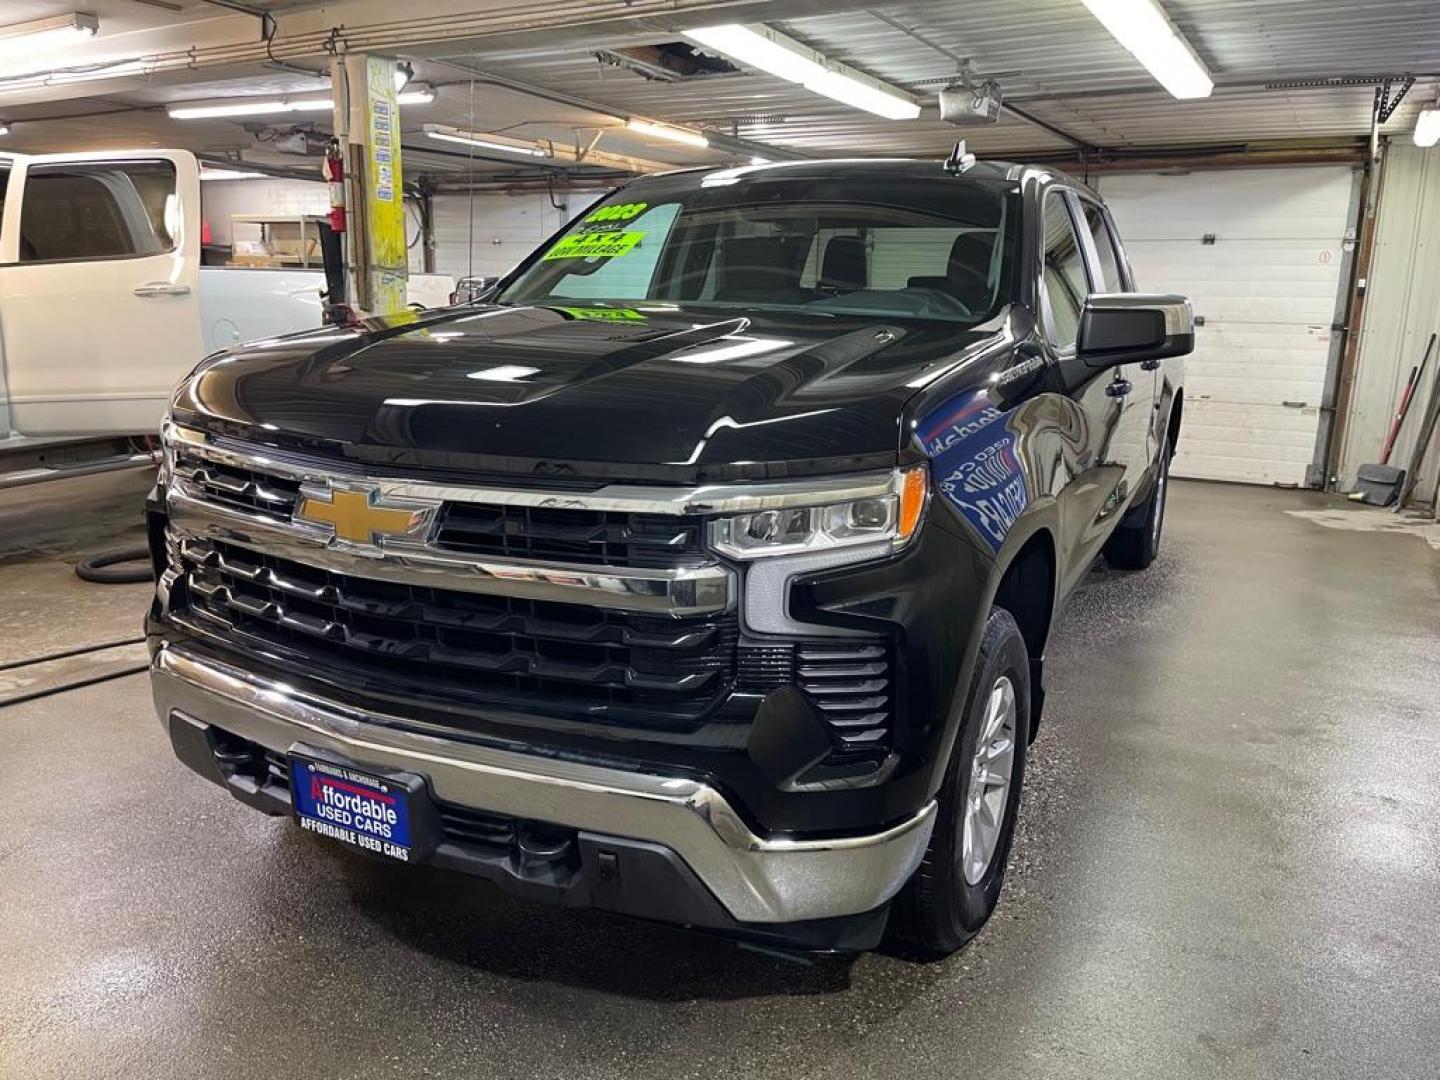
(1098, 167, 1357, 486)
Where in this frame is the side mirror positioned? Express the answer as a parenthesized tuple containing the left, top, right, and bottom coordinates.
(1077, 293, 1194, 368)
(450, 275, 500, 305)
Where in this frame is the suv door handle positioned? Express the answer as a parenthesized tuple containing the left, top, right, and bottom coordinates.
(133, 282, 191, 297)
(1139, 358, 1162, 371)
(1105, 377, 1133, 398)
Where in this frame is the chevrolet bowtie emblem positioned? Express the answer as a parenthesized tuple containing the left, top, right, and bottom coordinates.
(295, 486, 433, 545)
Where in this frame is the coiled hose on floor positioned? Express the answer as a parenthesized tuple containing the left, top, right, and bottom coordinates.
(74, 544, 153, 584)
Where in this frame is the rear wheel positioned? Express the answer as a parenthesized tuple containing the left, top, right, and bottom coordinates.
(888, 607, 1030, 958)
(1103, 438, 1171, 570)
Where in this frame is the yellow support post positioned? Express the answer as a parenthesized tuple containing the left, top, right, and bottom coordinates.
(333, 53, 409, 317)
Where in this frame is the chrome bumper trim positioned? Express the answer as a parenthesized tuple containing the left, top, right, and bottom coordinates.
(152, 645, 936, 924)
(166, 422, 897, 515)
(165, 488, 733, 615)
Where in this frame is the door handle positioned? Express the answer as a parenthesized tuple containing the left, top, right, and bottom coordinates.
(133, 282, 191, 297)
(1105, 377, 1133, 399)
(1139, 358, 1162, 371)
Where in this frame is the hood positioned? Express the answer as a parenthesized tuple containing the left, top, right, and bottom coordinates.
(175, 302, 1004, 483)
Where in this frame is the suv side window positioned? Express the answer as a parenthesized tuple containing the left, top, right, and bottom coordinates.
(19, 160, 177, 263)
(1040, 192, 1088, 349)
(1079, 200, 1126, 293)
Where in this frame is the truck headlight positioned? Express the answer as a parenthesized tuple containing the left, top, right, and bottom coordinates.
(710, 466, 928, 559)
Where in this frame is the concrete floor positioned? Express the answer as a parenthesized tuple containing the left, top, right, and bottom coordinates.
(1, 472, 1437, 1080)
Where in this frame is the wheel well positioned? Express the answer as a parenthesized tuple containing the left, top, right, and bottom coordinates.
(1167, 389, 1184, 450)
(992, 530, 1056, 734)
(993, 531, 1055, 662)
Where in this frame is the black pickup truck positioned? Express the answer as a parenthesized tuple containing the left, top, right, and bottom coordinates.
(147, 158, 1189, 956)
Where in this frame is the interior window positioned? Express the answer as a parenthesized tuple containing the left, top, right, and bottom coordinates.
(19, 160, 177, 263)
(1080, 201, 1126, 293)
(1040, 194, 1089, 349)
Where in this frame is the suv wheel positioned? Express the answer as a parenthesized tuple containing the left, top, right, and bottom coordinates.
(1103, 438, 1171, 570)
(888, 607, 1030, 958)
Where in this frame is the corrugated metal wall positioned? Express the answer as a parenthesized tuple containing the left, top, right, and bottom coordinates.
(1339, 146, 1440, 504)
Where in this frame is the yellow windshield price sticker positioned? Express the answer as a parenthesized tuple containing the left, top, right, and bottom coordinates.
(542, 230, 645, 261)
(555, 306, 647, 322)
(583, 202, 648, 224)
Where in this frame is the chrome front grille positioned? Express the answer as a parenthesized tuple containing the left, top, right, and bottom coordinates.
(173, 444, 706, 570)
(172, 449, 302, 520)
(161, 425, 898, 749)
(173, 537, 737, 719)
(434, 503, 706, 568)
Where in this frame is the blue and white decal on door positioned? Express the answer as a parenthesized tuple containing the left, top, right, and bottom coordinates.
(918, 390, 1030, 552)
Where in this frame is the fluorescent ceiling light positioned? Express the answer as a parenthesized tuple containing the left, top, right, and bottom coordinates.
(170, 96, 330, 120)
(807, 70, 919, 120)
(0, 12, 97, 54)
(685, 23, 919, 120)
(1080, 0, 1213, 99)
(1416, 107, 1440, 148)
(0, 12, 100, 78)
(200, 167, 266, 181)
(424, 124, 548, 157)
(626, 118, 709, 147)
(170, 88, 432, 120)
(686, 25, 824, 84)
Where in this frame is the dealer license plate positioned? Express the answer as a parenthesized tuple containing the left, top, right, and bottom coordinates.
(289, 755, 416, 863)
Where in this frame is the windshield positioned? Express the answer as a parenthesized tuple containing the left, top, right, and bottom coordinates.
(499, 170, 1019, 324)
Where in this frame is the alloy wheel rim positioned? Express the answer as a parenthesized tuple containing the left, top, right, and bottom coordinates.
(962, 674, 1018, 886)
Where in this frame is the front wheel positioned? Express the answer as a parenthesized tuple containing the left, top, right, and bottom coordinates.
(1103, 438, 1172, 570)
(887, 607, 1030, 958)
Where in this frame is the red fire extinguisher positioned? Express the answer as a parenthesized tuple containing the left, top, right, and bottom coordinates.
(322, 138, 346, 234)
(319, 137, 354, 325)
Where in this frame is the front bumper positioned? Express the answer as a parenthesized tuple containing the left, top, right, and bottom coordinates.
(152, 643, 936, 940)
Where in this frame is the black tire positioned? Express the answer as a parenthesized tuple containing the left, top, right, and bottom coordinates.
(1103, 438, 1171, 571)
(888, 607, 1031, 958)
(74, 544, 153, 584)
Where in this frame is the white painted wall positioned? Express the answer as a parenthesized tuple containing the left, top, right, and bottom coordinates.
(200, 177, 429, 271)
(200, 178, 329, 246)
(1097, 166, 1357, 487)
(1339, 145, 1440, 503)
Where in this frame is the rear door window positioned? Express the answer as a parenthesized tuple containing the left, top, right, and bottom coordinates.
(19, 160, 177, 263)
(1079, 200, 1127, 293)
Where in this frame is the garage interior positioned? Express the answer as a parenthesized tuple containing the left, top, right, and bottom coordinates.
(1, 1, 1438, 1078)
